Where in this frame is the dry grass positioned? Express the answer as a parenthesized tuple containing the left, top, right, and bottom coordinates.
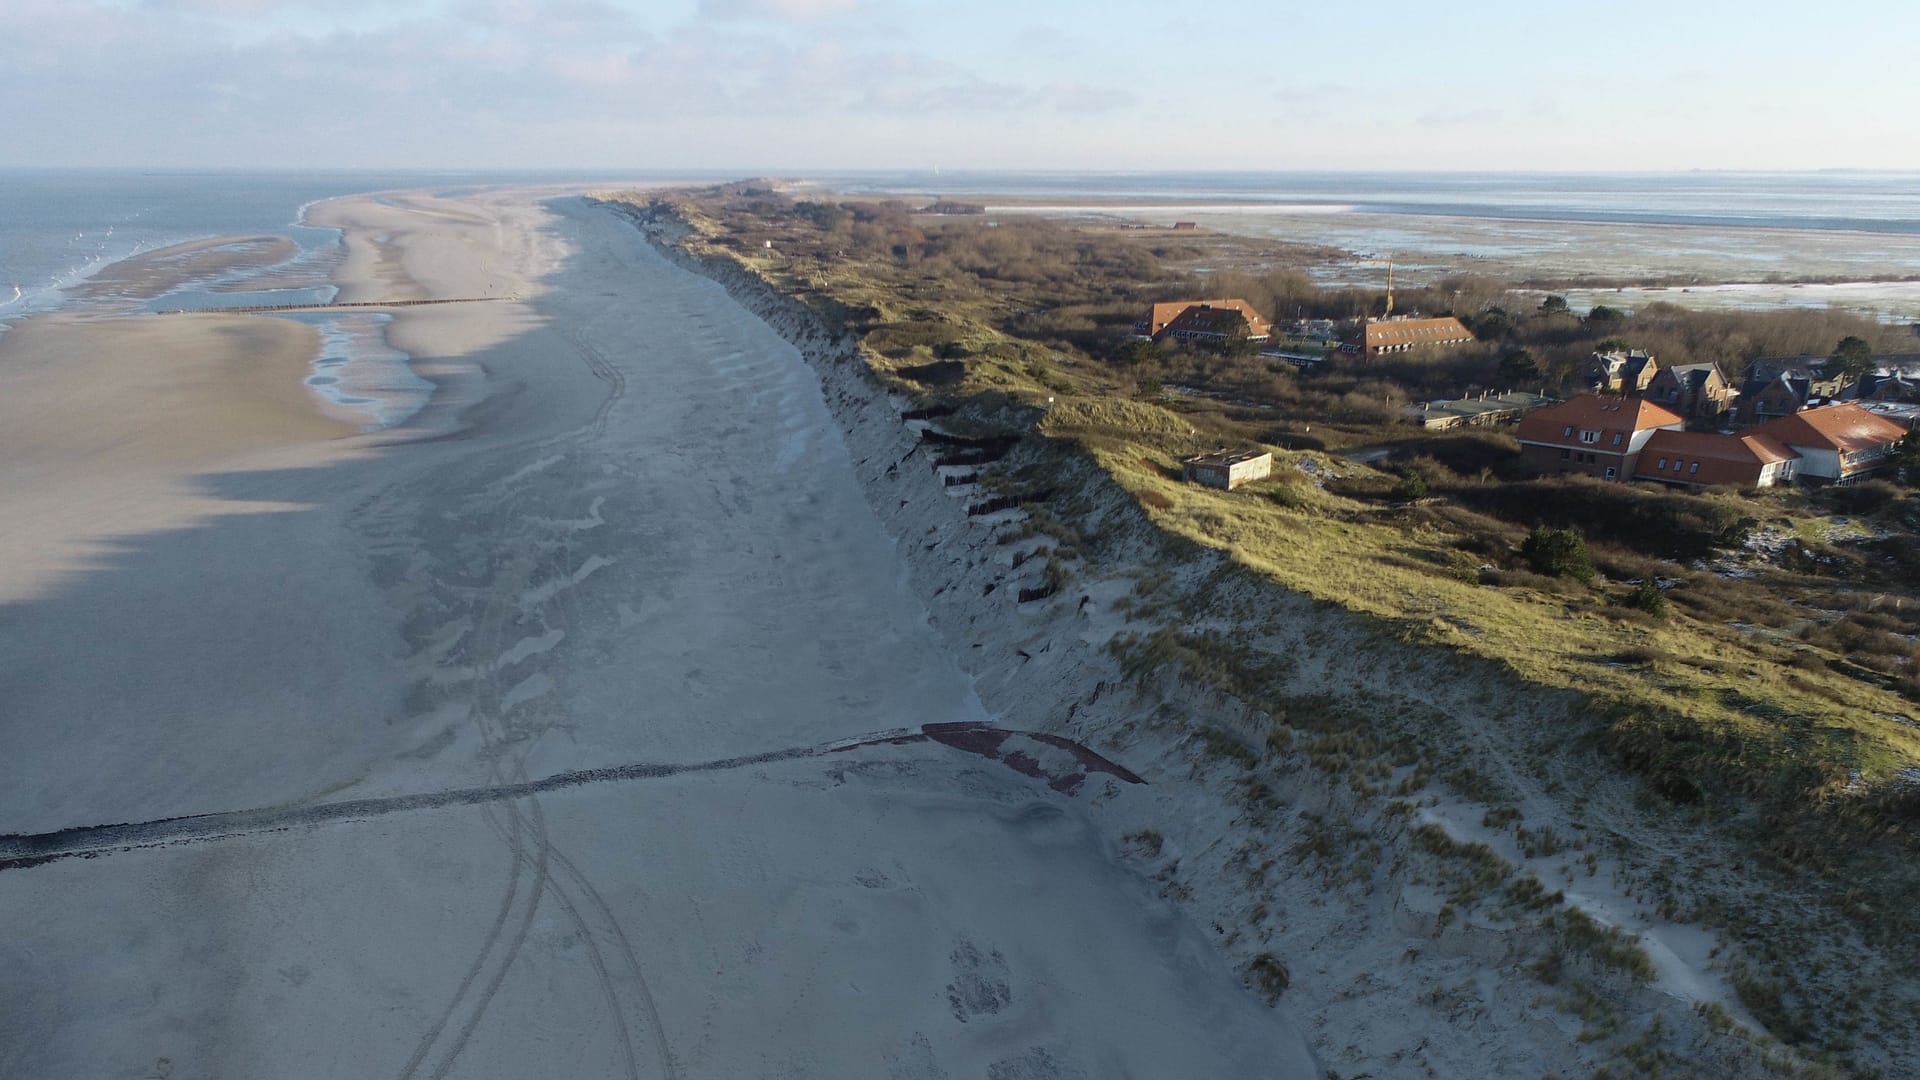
(625, 180, 1920, 888)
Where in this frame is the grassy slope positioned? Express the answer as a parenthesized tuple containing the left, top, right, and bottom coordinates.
(626, 187, 1920, 1071)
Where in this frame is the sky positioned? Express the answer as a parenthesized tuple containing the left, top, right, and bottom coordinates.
(5, 0, 1919, 172)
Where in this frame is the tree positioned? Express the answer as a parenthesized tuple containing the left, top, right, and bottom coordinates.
(1498, 347, 1540, 383)
(1896, 430, 1920, 487)
(1471, 307, 1512, 342)
(1201, 311, 1258, 358)
(1521, 525, 1594, 581)
(1119, 338, 1162, 368)
(1538, 295, 1570, 316)
(794, 201, 848, 231)
(1586, 304, 1626, 325)
(1833, 335, 1875, 380)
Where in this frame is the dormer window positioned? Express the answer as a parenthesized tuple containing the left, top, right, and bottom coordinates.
(1579, 430, 1600, 444)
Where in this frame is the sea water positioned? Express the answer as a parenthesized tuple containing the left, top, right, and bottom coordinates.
(815, 170, 1920, 319)
(0, 169, 667, 429)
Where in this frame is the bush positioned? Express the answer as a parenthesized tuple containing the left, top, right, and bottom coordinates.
(1245, 953, 1290, 1003)
(1622, 579, 1668, 619)
(1522, 526, 1595, 581)
(1455, 476, 1750, 561)
(1446, 550, 1482, 584)
(1828, 478, 1900, 516)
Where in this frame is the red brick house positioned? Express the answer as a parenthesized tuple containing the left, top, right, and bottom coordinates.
(1133, 299, 1271, 343)
(1633, 430, 1799, 488)
(1752, 403, 1909, 483)
(1644, 363, 1733, 422)
(1515, 395, 1685, 481)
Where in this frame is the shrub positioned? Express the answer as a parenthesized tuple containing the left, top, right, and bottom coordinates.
(1828, 478, 1900, 516)
(1245, 953, 1290, 1003)
(1622, 579, 1668, 619)
(1446, 550, 1482, 584)
(1522, 526, 1595, 581)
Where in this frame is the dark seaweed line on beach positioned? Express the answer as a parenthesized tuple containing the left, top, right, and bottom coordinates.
(0, 723, 1144, 871)
(151, 296, 515, 315)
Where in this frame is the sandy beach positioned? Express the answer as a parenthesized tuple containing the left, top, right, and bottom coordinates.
(0, 189, 1321, 1077)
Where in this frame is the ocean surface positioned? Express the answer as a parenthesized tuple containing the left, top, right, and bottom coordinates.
(816, 171, 1920, 318)
(4, 169, 1917, 336)
(0, 169, 698, 427)
(825, 171, 1920, 235)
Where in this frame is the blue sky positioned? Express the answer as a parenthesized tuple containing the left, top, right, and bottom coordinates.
(5, 0, 1917, 171)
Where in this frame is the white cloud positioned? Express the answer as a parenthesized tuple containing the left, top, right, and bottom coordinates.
(697, 0, 865, 21)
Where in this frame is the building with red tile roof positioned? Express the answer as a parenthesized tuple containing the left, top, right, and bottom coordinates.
(1345, 316, 1474, 357)
(1515, 394, 1684, 481)
(1633, 430, 1799, 488)
(1133, 299, 1271, 343)
(1752, 402, 1909, 483)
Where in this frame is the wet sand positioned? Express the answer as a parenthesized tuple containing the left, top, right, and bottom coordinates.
(68, 234, 299, 302)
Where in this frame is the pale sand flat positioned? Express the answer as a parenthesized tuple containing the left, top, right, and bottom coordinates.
(0, 186, 1324, 1080)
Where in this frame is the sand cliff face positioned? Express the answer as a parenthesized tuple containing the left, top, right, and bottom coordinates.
(617, 199, 1838, 1079)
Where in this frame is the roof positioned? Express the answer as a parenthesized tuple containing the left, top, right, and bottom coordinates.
(1164, 305, 1261, 337)
(1634, 430, 1795, 486)
(1583, 350, 1658, 389)
(1138, 299, 1269, 337)
(1743, 355, 1838, 382)
(1747, 372, 1810, 399)
(1184, 449, 1272, 468)
(1653, 363, 1727, 390)
(1755, 402, 1909, 453)
(1413, 391, 1557, 424)
(1514, 394, 1684, 448)
(1361, 316, 1473, 349)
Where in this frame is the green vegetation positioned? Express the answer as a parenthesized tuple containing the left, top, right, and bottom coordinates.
(620, 184, 1920, 1069)
(629, 179, 1920, 828)
(1521, 525, 1595, 581)
(1833, 334, 1875, 379)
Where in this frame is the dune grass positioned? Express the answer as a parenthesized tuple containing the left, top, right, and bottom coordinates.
(625, 181, 1920, 856)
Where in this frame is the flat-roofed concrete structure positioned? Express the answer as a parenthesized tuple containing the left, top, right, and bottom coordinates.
(1410, 391, 1556, 430)
(1182, 449, 1273, 490)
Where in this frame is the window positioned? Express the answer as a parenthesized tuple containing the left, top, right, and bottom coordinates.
(1563, 425, 1573, 437)
(1611, 433, 1623, 447)
(1604, 466, 1617, 480)
(1561, 448, 1571, 460)
(1690, 462, 1699, 474)
(1579, 430, 1600, 444)
(1656, 457, 1667, 469)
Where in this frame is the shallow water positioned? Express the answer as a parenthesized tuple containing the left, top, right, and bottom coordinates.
(817, 170, 1920, 319)
(273, 310, 433, 430)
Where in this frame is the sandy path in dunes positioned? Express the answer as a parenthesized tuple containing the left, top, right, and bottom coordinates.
(0, 189, 1320, 1078)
